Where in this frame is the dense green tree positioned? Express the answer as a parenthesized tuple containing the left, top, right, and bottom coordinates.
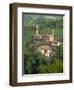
(55, 44, 63, 60)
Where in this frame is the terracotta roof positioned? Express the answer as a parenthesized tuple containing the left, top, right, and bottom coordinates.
(38, 45, 50, 50)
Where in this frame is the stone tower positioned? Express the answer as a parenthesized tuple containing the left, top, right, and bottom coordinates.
(50, 29, 54, 41)
(52, 29, 54, 39)
(36, 25, 39, 36)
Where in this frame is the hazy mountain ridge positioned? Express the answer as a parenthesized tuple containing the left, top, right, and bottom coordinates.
(23, 14, 63, 28)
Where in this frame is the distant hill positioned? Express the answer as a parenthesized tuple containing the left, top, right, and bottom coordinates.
(23, 14, 63, 29)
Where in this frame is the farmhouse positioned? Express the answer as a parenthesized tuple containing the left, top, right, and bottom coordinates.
(37, 45, 51, 57)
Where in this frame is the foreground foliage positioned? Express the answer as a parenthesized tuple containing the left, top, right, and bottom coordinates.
(24, 45, 63, 74)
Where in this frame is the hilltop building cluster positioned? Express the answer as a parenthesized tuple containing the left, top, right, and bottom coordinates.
(30, 25, 62, 57)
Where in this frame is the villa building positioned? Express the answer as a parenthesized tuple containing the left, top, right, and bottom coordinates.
(38, 45, 51, 57)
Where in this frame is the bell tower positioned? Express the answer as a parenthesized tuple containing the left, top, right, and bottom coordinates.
(36, 25, 39, 36)
(50, 29, 54, 41)
(52, 29, 54, 40)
